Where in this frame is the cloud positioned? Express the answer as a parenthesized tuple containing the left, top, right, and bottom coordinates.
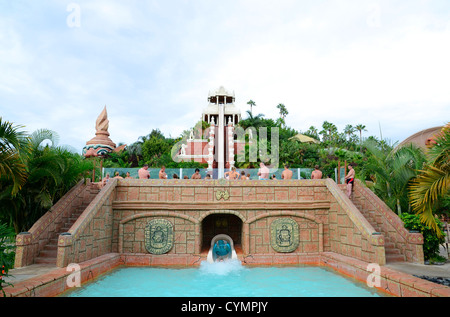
(0, 0, 449, 153)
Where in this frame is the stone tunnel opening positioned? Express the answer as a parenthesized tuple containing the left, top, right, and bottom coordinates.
(201, 214, 243, 254)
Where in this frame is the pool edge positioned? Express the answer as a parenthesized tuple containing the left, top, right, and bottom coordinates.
(3, 252, 450, 297)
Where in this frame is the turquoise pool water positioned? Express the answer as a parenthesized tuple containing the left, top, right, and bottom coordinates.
(63, 260, 386, 297)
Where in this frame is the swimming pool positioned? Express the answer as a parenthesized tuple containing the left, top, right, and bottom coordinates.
(62, 260, 387, 297)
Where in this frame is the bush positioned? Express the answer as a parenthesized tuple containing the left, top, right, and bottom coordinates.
(0, 223, 16, 296)
(400, 213, 446, 262)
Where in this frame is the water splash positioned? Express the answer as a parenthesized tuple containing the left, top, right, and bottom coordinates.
(199, 259, 245, 276)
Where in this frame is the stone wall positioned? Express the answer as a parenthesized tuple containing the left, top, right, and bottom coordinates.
(349, 180, 424, 263)
(15, 180, 99, 268)
(56, 179, 116, 267)
(44, 177, 424, 268)
(326, 179, 386, 265)
(51, 178, 395, 268)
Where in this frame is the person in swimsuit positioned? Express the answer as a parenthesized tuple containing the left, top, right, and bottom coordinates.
(257, 162, 270, 180)
(344, 164, 355, 198)
(281, 164, 293, 179)
(191, 168, 202, 179)
(224, 166, 240, 180)
(311, 165, 323, 179)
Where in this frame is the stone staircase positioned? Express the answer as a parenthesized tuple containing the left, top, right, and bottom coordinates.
(34, 203, 90, 265)
(344, 188, 406, 263)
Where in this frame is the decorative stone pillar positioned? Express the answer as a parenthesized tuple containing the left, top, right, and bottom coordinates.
(227, 118, 235, 169)
(218, 102, 225, 179)
(56, 233, 73, 268)
(14, 232, 33, 268)
(207, 120, 215, 172)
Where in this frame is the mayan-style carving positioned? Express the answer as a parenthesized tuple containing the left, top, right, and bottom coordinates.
(270, 218, 299, 253)
(145, 219, 174, 254)
(215, 189, 230, 201)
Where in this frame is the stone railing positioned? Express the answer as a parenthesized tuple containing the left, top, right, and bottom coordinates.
(351, 179, 424, 263)
(56, 178, 118, 267)
(325, 178, 386, 265)
(14, 180, 89, 267)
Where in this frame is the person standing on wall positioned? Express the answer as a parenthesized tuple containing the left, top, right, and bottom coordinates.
(344, 164, 355, 198)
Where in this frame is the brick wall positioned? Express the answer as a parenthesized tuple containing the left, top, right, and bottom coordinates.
(52, 178, 422, 268)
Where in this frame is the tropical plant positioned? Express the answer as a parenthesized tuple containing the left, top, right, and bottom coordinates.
(0, 222, 16, 296)
(344, 124, 355, 142)
(238, 110, 265, 130)
(320, 121, 338, 144)
(276, 103, 288, 127)
(304, 126, 319, 140)
(409, 126, 450, 237)
(0, 118, 30, 196)
(0, 128, 94, 233)
(362, 140, 426, 215)
(355, 124, 367, 148)
(247, 100, 256, 115)
(400, 213, 446, 261)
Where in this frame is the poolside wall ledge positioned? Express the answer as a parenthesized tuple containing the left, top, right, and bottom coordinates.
(10, 177, 431, 296)
(3, 252, 449, 297)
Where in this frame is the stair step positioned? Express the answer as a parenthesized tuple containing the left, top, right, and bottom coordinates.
(386, 254, 406, 263)
(39, 249, 57, 257)
(385, 248, 401, 255)
(35, 257, 57, 264)
(44, 244, 57, 251)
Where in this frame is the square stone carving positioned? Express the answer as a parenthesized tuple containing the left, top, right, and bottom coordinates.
(145, 219, 174, 254)
(270, 218, 299, 253)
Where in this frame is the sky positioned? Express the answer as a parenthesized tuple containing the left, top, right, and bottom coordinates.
(1, 0, 449, 153)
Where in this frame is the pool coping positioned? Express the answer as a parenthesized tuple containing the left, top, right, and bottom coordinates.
(3, 252, 450, 297)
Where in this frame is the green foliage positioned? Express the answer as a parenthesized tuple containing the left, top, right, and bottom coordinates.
(0, 118, 30, 196)
(400, 213, 446, 261)
(0, 223, 15, 296)
(362, 140, 426, 215)
(142, 136, 172, 166)
(0, 127, 94, 233)
(409, 126, 450, 237)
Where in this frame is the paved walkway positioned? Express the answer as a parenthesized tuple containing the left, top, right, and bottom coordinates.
(4, 264, 59, 284)
(387, 246, 450, 278)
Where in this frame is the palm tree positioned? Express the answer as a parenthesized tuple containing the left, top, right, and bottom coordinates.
(355, 124, 367, 147)
(276, 103, 288, 120)
(320, 121, 338, 143)
(409, 126, 449, 236)
(0, 118, 29, 196)
(344, 124, 355, 142)
(238, 110, 265, 130)
(363, 140, 426, 215)
(247, 100, 256, 115)
(304, 126, 319, 140)
(0, 128, 94, 233)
